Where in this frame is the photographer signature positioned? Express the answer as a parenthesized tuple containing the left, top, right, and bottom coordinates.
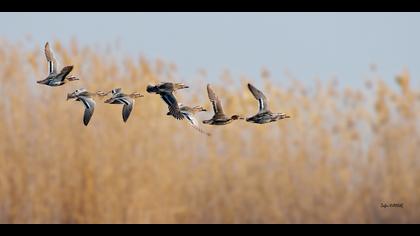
(380, 203, 404, 208)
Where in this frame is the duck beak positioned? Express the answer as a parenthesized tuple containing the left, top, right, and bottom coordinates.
(67, 93, 76, 100)
(96, 91, 107, 97)
(67, 76, 79, 81)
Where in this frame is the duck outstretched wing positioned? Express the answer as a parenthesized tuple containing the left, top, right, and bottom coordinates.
(44, 42, 59, 74)
(207, 84, 227, 119)
(78, 96, 95, 126)
(160, 92, 184, 120)
(248, 83, 269, 113)
(120, 97, 134, 122)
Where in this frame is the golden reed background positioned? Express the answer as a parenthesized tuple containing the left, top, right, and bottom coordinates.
(0, 39, 419, 223)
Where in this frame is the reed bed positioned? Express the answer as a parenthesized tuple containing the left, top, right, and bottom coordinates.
(0, 39, 419, 223)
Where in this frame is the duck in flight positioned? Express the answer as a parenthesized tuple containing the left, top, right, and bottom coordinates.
(146, 82, 189, 120)
(246, 83, 290, 124)
(203, 84, 244, 125)
(101, 88, 144, 122)
(67, 88, 105, 126)
(37, 42, 79, 87)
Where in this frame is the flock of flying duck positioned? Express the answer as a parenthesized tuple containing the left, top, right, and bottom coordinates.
(37, 42, 291, 136)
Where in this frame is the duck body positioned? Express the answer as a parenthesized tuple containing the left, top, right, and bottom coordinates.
(37, 66, 75, 86)
(246, 111, 290, 124)
(146, 82, 189, 94)
(202, 115, 240, 126)
(202, 119, 233, 126)
(167, 105, 205, 116)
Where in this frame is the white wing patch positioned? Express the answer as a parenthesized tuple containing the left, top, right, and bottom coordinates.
(258, 98, 264, 112)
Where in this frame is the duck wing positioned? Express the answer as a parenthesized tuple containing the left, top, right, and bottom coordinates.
(44, 42, 58, 74)
(248, 83, 269, 113)
(158, 82, 173, 91)
(207, 84, 227, 119)
(182, 111, 211, 136)
(160, 91, 184, 120)
(78, 96, 95, 126)
(120, 97, 134, 122)
(58, 66, 74, 81)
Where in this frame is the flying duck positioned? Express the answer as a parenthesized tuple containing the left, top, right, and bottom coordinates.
(102, 88, 144, 122)
(66, 88, 104, 126)
(37, 42, 79, 86)
(146, 82, 189, 120)
(246, 83, 290, 124)
(202, 84, 244, 125)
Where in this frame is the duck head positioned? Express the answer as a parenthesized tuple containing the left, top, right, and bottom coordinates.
(192, 106, 207, 113)
(66, 75, 80, 81)
(231, 115, 245, 120)
(67, 88, 87, 100)
(146, 85, 158, 93)
(202, 119, 212, 124)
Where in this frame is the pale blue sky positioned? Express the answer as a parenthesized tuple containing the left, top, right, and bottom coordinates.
(1, 12, 419, 87)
